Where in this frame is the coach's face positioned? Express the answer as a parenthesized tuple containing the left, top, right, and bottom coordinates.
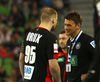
(64, 19, 78, 37)
(59, 33, 69, 49)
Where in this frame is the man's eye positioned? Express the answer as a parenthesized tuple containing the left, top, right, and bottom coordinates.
(67, 24, 71, 26)
(62, 38, 66, 40)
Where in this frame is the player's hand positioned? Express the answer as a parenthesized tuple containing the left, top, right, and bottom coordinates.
(66, 80, 68, 82)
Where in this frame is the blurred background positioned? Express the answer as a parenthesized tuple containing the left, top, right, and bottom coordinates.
(0, 0, 94, 82)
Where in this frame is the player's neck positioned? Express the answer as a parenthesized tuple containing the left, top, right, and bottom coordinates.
(39, 23, 52, 31)
(62, 48, 67, 54)
(70, 30, 80, 40)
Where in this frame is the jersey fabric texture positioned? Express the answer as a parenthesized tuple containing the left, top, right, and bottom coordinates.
(20, 26, 58, 82)
(66, 32, 95, 82)
(46, 47, 67, 82)
(57, 47, 67, 82)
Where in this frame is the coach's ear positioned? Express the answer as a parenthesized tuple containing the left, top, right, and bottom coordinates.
(76, 23, 81, 30)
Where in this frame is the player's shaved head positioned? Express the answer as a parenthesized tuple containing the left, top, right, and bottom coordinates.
(40, 8, 57, 22)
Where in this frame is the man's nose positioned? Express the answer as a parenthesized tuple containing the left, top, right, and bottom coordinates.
(64, 26, 68, 29)
(60, 39, 63, 42)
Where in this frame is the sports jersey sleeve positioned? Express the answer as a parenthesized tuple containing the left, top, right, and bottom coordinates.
(20, 40, 24, 54)
(46, 34, 58, 60)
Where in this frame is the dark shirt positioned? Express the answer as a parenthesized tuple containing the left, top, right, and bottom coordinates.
(20, 26, 58, 82)
(58, 47, 67, 82)
(66, 32, 95, 82)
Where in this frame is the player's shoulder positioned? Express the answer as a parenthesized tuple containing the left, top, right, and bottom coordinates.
(28, 27, 49, 35)
(24, 28, 37, 36)
(45, 32, 58, 45)
(44, 31, 57, 39)
(50, 33, 57, 39)
(30, 27, 39, 32)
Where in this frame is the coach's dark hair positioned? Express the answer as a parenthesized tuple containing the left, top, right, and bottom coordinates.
(59, 30, 66, 34)
(64, 11, 82, 26)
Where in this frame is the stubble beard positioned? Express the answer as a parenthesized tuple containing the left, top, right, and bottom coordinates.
(51, 25, 55, 31)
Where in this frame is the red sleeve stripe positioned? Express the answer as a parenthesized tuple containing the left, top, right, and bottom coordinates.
(99, 18, 100, 26)
(53, 54, 58, 59)
(54, 49, 58, 51)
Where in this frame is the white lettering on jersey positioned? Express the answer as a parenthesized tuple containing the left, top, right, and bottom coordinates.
(24, 45, 36, 80)
(90, 40, 95, 48)
(26, 32, 42, 43)
(26, 32, 31, 41)
(35, 34, 42, 43)
(54, 43, 58, 53)
(33, 33, 38, 42)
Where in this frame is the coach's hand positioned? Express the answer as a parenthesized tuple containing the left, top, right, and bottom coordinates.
(82, 70, 99, 82)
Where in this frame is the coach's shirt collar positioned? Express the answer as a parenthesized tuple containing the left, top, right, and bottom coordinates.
(70, 30, 83, 43)
(70, 38, 74, 42)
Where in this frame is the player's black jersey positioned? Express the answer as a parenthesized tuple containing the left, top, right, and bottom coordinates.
(20, 26, 58, 82)
(58, 48, 67, 82)
(66, 32, 95, 82)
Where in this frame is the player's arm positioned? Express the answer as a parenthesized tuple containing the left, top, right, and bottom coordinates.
(19, 41, 24, 80)
(47, 34, 61, 82)
(19, 52, 24, 80)
(49, 59, 61, 82)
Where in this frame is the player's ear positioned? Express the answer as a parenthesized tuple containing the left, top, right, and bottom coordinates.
(52, 18, 55, 24)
